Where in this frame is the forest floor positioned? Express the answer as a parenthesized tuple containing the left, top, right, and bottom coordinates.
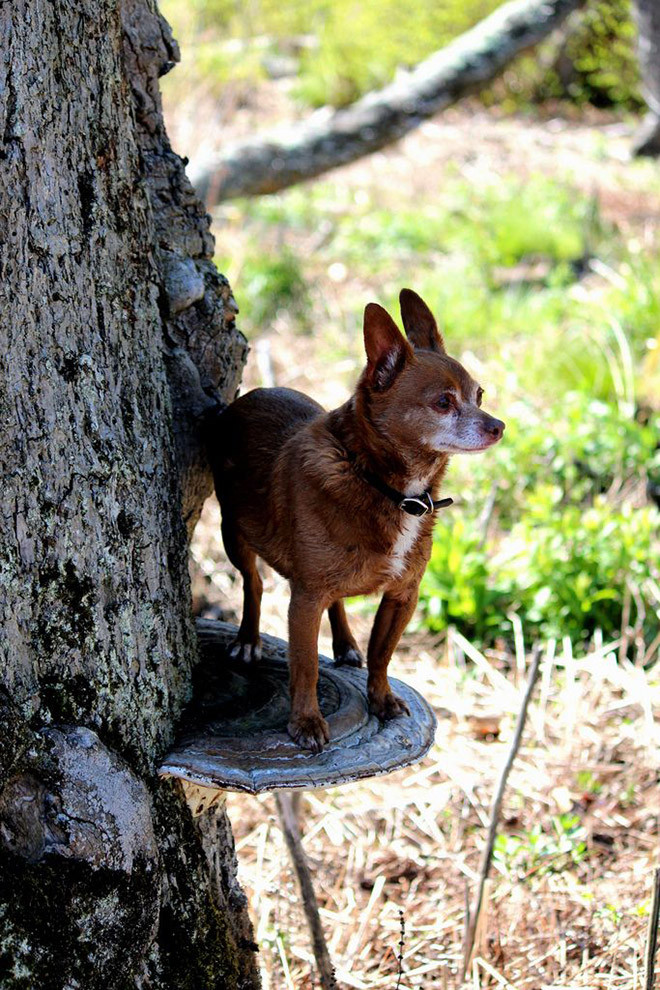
(170, 84, 660, 990)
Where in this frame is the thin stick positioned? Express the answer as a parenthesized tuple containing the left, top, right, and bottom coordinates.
(275, 791, 337, 990)
(461, 644, 543, 981)
(644, 866, 660, 990)
(276, 934, 296, 990)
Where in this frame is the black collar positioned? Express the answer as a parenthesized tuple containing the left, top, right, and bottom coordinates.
(360, 467, 453, 517)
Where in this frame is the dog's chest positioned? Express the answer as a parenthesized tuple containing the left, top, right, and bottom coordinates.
(387, 514, 423, 579)
(384, 476, 433, 580)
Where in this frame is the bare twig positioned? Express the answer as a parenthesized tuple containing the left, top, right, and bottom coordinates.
(644, 866, 660, 990)
(478, 484, 498, 546)
(395, 910, 406, 990)
(462, 644, 543, 980)
(275, 791, 337, 990)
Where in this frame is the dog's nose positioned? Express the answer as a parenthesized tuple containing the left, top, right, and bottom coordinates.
(484, 417, 505, 440)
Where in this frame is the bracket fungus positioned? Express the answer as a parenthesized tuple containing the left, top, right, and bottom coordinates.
(159, 619, 437, 798)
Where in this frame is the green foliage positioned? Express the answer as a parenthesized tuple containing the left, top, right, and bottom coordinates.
(217, 247, 310, 335)
(423, 517, 500, 636)
(497, 496, 657, 642)
(294, 0, 500, 108)
(566, 0, 641, 107)
(575, 770, 603, 795)
(332, 178, 595, 271)
(493, 814, 588, 879)
(161, 0, 642, 112)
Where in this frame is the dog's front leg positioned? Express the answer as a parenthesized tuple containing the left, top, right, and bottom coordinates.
(287, 584, 330, 752)
(366, 588, 417, 721)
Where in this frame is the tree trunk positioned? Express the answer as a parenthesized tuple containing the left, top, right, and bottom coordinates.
(0, 2, 258, 988)
(631, 0, 660, 156)
(189, 0, 586, 205)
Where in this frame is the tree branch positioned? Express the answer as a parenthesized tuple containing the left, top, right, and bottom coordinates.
(191, 0, 587, 204)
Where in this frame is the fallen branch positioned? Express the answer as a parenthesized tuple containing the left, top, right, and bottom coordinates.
(462, 644, 543, 980)
(275, 791, 337, 990)
(190, 0, 587, 204)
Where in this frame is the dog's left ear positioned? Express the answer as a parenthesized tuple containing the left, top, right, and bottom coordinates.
(399, 289, 445, 353)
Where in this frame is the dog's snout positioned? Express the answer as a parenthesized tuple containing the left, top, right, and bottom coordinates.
(484, 416, 505, 440)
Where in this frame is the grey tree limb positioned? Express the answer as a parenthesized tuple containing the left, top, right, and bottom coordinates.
(190, 0, 587, 205)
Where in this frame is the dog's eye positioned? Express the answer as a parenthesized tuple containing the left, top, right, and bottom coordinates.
(435, 395, 452, 411)
(476, 388, 484, 407)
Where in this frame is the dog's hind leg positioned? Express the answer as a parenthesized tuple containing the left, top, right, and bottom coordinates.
(221, 518, 263, 663)
(328, 600, 364, 667)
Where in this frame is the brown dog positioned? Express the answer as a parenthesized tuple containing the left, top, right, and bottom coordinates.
(208, 290, 504, 751)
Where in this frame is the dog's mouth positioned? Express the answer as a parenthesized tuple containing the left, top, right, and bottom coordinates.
(439, 437, 501, 454)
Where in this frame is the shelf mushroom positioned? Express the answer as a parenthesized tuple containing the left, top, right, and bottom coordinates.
(159, 619, 437, 805)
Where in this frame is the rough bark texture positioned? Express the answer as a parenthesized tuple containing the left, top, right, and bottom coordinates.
(631, 0, 660, 156)
(189, 0, 587, 205)
(0, 2, 258, 988)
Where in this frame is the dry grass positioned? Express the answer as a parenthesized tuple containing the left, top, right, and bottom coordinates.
(192, 507, 659, 990)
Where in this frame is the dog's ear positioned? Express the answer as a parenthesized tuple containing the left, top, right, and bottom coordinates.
(399, 289, 445, 353)
(363, 303, 412, 390)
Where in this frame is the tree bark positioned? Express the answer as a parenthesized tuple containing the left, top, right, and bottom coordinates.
(189, 0, 587, 205)
(0, 2, 258, 988)
(631, 0, 660, 156)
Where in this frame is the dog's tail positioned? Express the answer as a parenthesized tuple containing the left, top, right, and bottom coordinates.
(198, 396, 229, 445)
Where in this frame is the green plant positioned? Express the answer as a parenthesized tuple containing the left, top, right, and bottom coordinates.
(557, 0, 641, 108)
(493, 814, 588, 879)
(421, 516, 504, 638)
(500, 497, 658, 642)
(217, 247, 311, 334)
(486, 0, 642, 111)
(575, 770, 603, 795)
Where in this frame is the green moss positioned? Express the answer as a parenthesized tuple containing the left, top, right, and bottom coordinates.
(0, 853, 159, 990)
(35, 560, 98, 654)
(0, 690, 35, 790)
(151, 784, 255, 990)
(39, 672, 97, 725)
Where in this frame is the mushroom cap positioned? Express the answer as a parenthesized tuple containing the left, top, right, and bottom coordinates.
(159, 619, 437, 794)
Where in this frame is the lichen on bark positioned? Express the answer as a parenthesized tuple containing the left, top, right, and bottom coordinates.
(0, 1, 258, 986)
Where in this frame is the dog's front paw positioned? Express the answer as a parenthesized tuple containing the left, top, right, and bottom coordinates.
(229, 638, 262, 664)
(288, 712, 330, 753)
(369, 691, 411, 722)
(333, 645, 365, 668)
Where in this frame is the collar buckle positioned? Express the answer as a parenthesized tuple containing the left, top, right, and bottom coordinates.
(399, 492, 434, 516)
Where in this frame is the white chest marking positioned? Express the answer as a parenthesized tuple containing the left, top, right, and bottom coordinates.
(386, 476, 431, 579)
(388, 514, 423, 579)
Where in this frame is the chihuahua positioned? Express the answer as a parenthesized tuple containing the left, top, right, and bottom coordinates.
(208, 290, 504, 751)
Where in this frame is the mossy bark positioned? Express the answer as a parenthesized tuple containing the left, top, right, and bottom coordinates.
(0, 2, 257, 987)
